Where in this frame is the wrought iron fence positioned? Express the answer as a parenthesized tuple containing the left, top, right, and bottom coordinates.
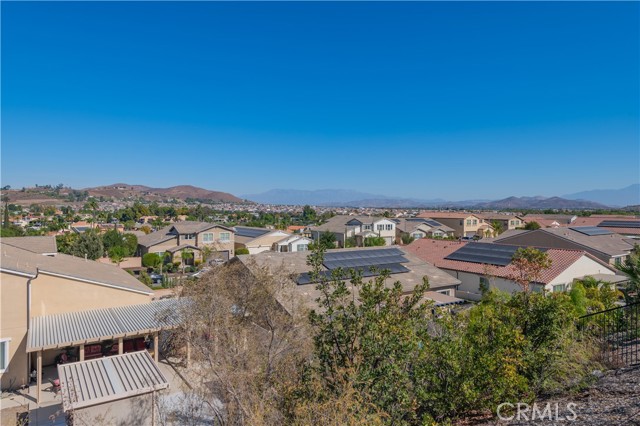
(578, 302, 639, 367)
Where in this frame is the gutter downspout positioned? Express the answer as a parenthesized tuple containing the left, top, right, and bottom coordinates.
(26, 268, 38, 381)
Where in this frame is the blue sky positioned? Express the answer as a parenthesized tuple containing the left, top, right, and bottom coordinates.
(2, 1, 638, 201)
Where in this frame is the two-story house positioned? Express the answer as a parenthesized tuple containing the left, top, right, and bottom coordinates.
(309, 215, 397, 247)
(137, 221, 235, 264)
(418, 212, 492, 238)
(394, 218, 455, 242)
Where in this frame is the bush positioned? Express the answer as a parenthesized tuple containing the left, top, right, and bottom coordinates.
(142, 253, 161, 268)
(236, 247, 250, 255)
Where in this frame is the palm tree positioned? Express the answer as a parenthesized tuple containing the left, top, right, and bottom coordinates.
(618, 251, 640, 303)
(87, 199, 99, 229)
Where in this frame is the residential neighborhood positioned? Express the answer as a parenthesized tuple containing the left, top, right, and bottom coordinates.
(2, 1, 639, 425)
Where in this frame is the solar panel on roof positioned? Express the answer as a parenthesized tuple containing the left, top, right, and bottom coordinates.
(297, 262, 408, 285)
(598, 220, 640, 228)
(324, 254, 408, 270)
(445, 242, 523, 266)
(324, 248, 404, 262)
(569, 226, 614, 236)
(234, 227, 271, 238)
(424, 220, 443, 227)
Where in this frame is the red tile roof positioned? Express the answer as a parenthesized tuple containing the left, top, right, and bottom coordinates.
(405, 239, 598, 284)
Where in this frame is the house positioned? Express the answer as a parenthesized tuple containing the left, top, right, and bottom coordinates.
(286, 225, 307, 234)
(308, 215, 398, 247)
(137, 221, 235, 264)
(517, 214, 577, 229)
(394, 218, 455, 242)
(489, 227, 636, 265)
(417, 212, 492, 238)
(234, 226, 292, 254)
(0, 239, 156, 394)
(477, 214, 524, 232)
(235, 246, 463, 311)
(406, 239, 623, 301)
(568, 215, 640, 238)
(274, 234, 312, 253)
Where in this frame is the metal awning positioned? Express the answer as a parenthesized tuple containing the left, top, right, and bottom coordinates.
(424, 291, 465, 306)
(28, 298, 187, 352)
(57, 351, 168, 411)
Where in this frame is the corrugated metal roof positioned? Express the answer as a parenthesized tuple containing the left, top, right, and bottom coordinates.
(57, 350, 169, 411)
(28, 298, 186, 352)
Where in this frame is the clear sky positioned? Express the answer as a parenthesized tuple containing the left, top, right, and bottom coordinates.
(2, 1, 638, 201)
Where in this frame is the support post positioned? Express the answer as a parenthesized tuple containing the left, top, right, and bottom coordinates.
(79, 344, 85, 361)
(36, 350, 42, 405)
(186, 338, 191, 368)
(153, 332, 159, 363)
(118, 337, 124, 355)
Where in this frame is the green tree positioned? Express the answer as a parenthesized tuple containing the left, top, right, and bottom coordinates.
(56, 233, 78, 254)
(307, 247, 434, 424)
(235, 247, 250, 255)
(364, 236, 386, 247)
(524, 221, 541, 230)
(142, 253, 162, 269)
(508, 247, 551, 293)
(302, 205, 317, 222)
(69, 231, 104, 260)
(312, 231, 336, 250)
(108, 246, 126, 266)
(400, 234, 415, 245)
(617, 250, 640, 302)
(491, 220, 504, 235)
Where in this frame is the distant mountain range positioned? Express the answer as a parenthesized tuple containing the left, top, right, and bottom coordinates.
(562, 184, 640, 207)
(242, 189, 451, 206)
(244, 185, 639, 209)
(4, 183, 636, 210)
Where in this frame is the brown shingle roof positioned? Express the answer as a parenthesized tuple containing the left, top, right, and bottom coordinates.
(1, 244, 153, 294)
(1, 236, 57, 254)
(236, 246, 460, 310)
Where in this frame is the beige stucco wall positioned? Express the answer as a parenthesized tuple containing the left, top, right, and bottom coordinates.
(30, 273, 151, 317)
(547, 256, 615, 290)
(143, 238, 179, 256)
(0, 272, 29, 390)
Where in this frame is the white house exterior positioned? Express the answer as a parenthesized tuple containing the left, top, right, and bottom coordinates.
(406, 239, 622, 302)
(275, 235, 312, 253)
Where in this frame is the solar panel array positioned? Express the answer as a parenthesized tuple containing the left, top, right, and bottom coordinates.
(569, 226, 614, 236)
(297, 248, 411, 285)
(598, 220, 640, 229)
(445, 242, 533, 266)
(234, 227, 271, 238)
(424, 220, 443, 228)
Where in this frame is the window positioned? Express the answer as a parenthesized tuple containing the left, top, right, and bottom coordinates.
(202, 233, 214, 243)
(412, 233, 423, 239)
(472, 219, 477, 225)
(436, 289, 451, 296)
(364, 224, 372, 230)
(219, 232, 231, 242)
(553, 284, 565, 293)
(296, 244, 307, 252)
(0, 339, 10, 372)
(510, 220, 515, 226)
(385, 224, 393, 231)
(466, 219, 472, 226)
(377, 224, 384, 231)
(183, 233, 195, 240)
